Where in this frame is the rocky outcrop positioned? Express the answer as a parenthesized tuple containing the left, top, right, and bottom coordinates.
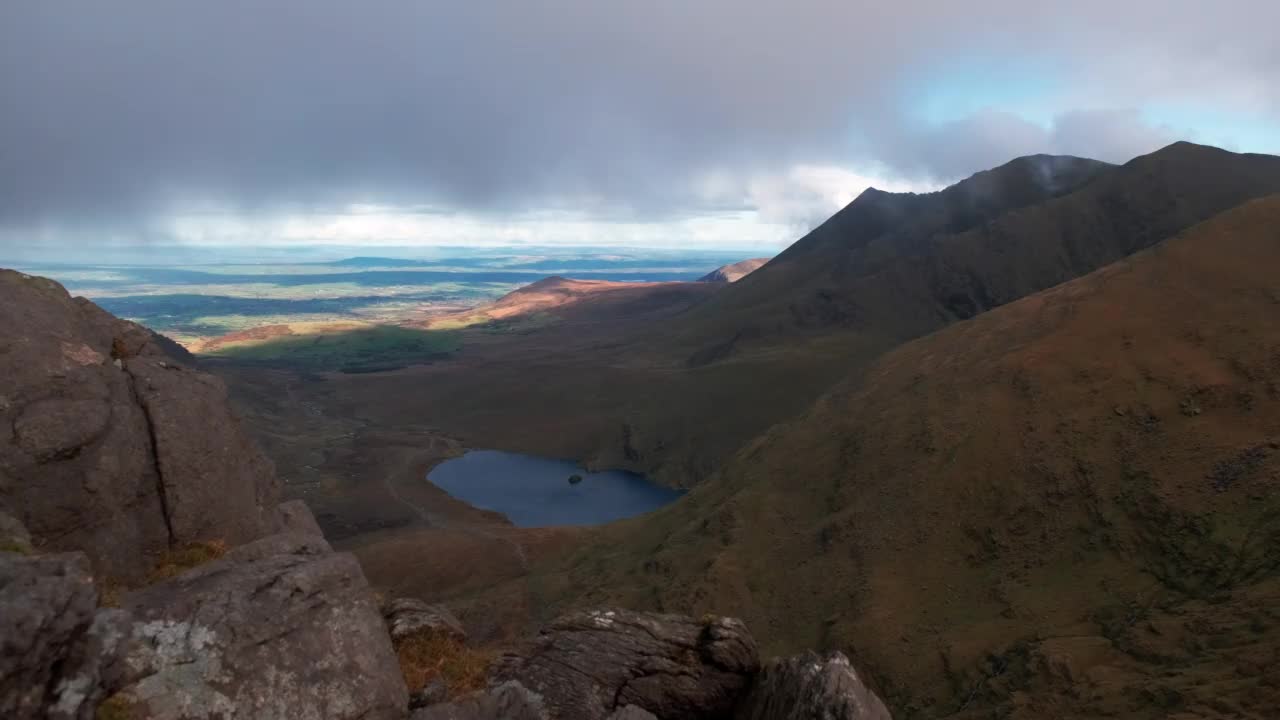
(276, 499, 325, 537)
(385, 597, 467, 643)
(121, 356, 279, 550)
(410, 612, 893, 720)
(0, 270, 280, 582)
(4, 538, 891, 720)
(116, 529, 408, 720)
(2, 499, 412, 720)
(0, 551, 142, 719)
(490, 609, 759, 720)
(736, 652, 892, 720)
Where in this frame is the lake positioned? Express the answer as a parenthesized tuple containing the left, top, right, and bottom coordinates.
(427, 450, 682, 527)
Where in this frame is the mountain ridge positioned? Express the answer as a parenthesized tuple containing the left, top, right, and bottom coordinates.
(668, 141, 1280, 361)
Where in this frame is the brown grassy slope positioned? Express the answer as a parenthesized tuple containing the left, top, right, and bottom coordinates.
(421, 277, 720, 330)
(540, 196, 1280, 718)
(698, 258, 770, 283)
(263, 271, 861, 489)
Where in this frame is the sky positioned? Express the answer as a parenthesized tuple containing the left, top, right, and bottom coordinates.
(2, 1, 1278, 256)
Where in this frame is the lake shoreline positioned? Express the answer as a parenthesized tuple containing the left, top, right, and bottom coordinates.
(427, 449, 683, 528)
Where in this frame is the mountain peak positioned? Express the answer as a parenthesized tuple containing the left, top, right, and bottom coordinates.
(1132, 139, 1243, 165)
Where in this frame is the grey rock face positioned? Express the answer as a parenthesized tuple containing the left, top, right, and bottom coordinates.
(0, 269, 280, 582)
(0, 552, 141, 720)
(736, 651, 892, 720)
(276, 499, 325, 537)
(607, 706, 659, 720)
(118, 532, 408, 720)
(122, 357, 280, 551)
(411, 681, 547, 720)
(385, 597, 468, 642)
(492, 609, 760, 720)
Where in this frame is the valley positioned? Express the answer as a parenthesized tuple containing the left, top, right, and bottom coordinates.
(200, 142, 1280, 718)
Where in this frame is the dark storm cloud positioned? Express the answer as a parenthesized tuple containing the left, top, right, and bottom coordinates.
(1, 1, 1277, 229)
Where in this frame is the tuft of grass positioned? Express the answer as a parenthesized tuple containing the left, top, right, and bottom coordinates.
(147, 540, 229, 584)
(98, 578, 126, 608)
(94, 540, 228, 609)
(96, 693, 136, 720)
(0, 539, 33, 555)
(394, 629, 492, 698)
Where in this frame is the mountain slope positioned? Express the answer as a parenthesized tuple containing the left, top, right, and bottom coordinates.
(545, 195, 1280, 717)
(671, 142, 1280, 362)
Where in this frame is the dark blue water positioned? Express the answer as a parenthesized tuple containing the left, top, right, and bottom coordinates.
(427, 450, 682, 527)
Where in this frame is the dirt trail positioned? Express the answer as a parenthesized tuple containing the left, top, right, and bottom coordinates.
(382, 437, 531, 571)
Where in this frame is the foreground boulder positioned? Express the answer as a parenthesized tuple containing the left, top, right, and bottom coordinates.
(0, 270, 280, 582)
(736, 651, 892, 720)
(0, 551, 140, 719)
(411, 681, 547, 720)
(116, 529, 408, 719)
(490, 609, 759, 720)
(409, 682, 660, 720)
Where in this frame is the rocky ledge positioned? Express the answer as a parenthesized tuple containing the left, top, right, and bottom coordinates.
(1, 505, 408, 720)
(3, 517, 892, 719)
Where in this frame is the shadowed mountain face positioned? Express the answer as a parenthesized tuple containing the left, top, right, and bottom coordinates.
(546, 194, 1280, 718)
(671, 142, 1280, 362)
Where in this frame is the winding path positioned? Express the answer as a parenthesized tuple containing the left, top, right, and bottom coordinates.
(382, 437, 530, 571)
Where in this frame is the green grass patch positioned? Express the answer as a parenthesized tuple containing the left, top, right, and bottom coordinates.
(0, 539, 33, 555)
(207, 325, 461, 372)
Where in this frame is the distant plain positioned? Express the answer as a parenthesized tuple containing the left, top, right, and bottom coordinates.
(7, 246, 752, 354)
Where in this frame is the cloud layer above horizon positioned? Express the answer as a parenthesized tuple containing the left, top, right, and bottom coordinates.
(2, 1, 1278, 250)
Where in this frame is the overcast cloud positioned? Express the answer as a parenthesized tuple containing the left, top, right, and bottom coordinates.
(1, 1, 1277, 247)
